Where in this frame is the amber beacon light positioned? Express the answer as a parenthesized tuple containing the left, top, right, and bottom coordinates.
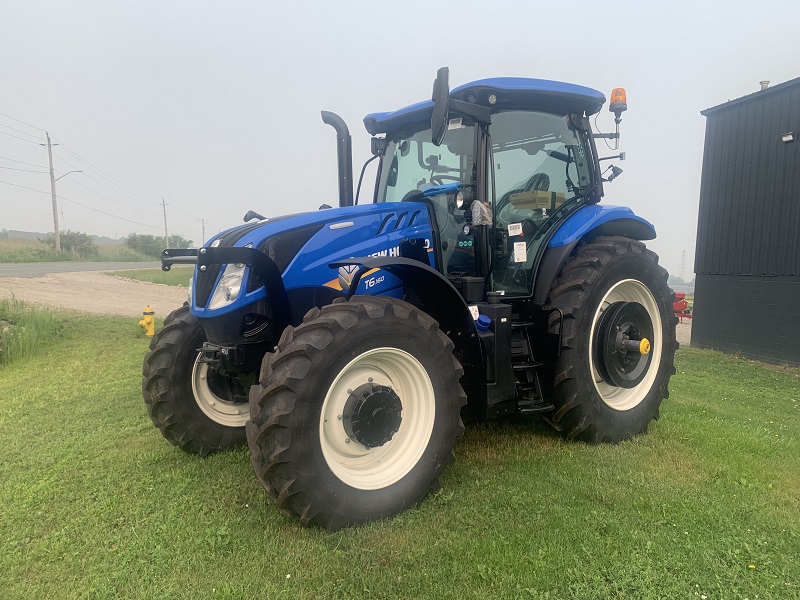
(609, 88, 627, 116)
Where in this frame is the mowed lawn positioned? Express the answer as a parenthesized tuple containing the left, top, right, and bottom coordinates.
(1, 315, 798, 599)
(104, 266, 193, 287)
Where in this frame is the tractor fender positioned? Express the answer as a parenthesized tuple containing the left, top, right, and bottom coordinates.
(531, 205, 657, 305)
(330, 256, 484, 370)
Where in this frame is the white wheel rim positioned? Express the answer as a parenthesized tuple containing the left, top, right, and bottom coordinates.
(319, 347, 435, 490)
(589, 279, 662, 411)
(191, 357, 250, 427)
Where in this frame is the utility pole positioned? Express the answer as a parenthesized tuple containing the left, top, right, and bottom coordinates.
(43, 132, 61, 252)
(200, 218, 208, 244)
(161, 198, 169, 249)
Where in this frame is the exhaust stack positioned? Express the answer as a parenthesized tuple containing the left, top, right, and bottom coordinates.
(321, 111, 354, 207)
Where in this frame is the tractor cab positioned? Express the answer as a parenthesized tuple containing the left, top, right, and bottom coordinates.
(366, 75, 606, 301)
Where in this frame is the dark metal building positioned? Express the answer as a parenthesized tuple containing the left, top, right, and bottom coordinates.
(692, 78, 800, 365)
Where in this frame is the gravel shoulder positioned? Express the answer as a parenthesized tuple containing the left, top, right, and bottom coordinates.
(0, 271, 186, 317)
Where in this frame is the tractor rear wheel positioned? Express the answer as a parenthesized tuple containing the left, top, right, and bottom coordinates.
(545, 236, 677, 443)
(142, 305, 249, 456)
(247, 296, 466, 530)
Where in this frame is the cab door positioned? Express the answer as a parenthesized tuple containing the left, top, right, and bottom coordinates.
(487, 110, 593, 296)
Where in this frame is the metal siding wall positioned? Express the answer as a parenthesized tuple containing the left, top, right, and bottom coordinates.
(691, 274, 800, 366)
(695, 83, 800, 276)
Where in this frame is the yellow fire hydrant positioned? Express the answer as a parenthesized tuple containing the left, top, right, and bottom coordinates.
(139, 306, 155, 337)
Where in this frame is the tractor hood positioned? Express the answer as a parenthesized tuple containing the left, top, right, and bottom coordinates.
(190, 202, 436, 320)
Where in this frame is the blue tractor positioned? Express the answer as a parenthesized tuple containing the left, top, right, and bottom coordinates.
(144, 68, 677, 530)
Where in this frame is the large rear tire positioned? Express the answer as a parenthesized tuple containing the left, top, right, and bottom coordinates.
(546, 236, 678, 443)
(247, 296, 466, 530)
(142, 305, 249, 456)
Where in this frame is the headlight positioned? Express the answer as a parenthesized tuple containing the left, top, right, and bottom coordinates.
(208, 263, 246, 310)
(187, 276, 194, 305)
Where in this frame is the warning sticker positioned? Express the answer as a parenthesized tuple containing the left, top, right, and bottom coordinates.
(508, 222, 523, 236)
(513, 241, 527, 263)
(468, 305, 480, 320)
(447, 117, 463, 130)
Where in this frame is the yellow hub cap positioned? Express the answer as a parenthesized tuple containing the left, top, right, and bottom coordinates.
(639, 338, 651, 355)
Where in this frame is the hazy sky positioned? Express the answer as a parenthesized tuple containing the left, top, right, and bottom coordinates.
(1, 0, 798, 277)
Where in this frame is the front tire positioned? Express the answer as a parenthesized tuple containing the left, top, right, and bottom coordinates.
(546, 236, 678, 443)
(247, 296, 466, 530)
(142, 305, 249, 456)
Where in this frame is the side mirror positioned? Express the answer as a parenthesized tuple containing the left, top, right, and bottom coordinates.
(431, 67, 450, 147)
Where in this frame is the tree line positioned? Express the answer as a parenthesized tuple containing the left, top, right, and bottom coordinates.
(30, 231, 194, 259)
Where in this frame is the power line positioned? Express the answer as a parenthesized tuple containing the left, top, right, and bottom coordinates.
(0, 111, 196, 226)
(0, 111, 46, 132)
(0, 179, 162, 230)
(0, 165, 49, 174)
(60, 172, 159, 214)
(49, 134, 162, 200)
(0, 155, 48, 168)
(52, 151, 162, 212)
(0, 122, 44, 141)
(0, 130, 44, 145)
(167, 202, 196, 219)
(0, 179, 50, 194)
(59, 195, 161, 230)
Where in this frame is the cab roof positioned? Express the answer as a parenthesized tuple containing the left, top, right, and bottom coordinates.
(364, 77, 606, 136)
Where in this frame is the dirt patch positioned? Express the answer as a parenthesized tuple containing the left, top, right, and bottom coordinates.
(676, 321, 692, 348)
(0, 271, 186, 317)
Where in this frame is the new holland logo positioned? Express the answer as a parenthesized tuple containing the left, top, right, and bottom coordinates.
(337, 264, 359, 289)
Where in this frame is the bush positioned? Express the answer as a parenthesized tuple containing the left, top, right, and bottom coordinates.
(41, 230, 99, 259)
(123, 234, 193, 258)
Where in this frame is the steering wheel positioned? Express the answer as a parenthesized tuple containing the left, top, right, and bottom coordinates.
(524, 172, 550, 192)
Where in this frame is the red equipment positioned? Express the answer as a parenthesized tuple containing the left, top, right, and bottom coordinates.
(673, 292, 692, 323)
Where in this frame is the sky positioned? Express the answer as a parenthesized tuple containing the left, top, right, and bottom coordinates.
(1, 0, 798, 278)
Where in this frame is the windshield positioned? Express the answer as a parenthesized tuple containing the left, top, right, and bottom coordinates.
(376, 121, 477, 204)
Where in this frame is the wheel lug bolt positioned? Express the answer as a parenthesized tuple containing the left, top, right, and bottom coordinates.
(337, 414, 343, 420)
(345, 438, 351, 444)
(347, 389, 353, 394)
(368, 377, 373, 382)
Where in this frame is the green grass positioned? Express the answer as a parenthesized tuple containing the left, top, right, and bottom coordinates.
(105, 266, 193, 286)
(0, 296, 62, 366)
(0, 238, 152, 263)
(1, 319, 798, 599)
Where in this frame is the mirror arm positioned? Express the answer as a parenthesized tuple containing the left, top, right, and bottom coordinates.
(448, 99, 491, 124)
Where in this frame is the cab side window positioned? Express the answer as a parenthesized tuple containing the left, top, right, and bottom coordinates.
(490, 111, 589, 295)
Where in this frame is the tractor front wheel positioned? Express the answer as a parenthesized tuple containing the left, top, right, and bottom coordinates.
(546, 236, 678, 443)
(142, 305, 249, 455)
(247, 296, 466, 530)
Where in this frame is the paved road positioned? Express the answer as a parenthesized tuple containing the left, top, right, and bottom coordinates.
(0, 261, 162, 278)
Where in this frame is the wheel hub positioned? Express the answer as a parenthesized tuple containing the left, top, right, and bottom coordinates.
(594, 301, 654, 389)
(342, 384, 403, 449)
